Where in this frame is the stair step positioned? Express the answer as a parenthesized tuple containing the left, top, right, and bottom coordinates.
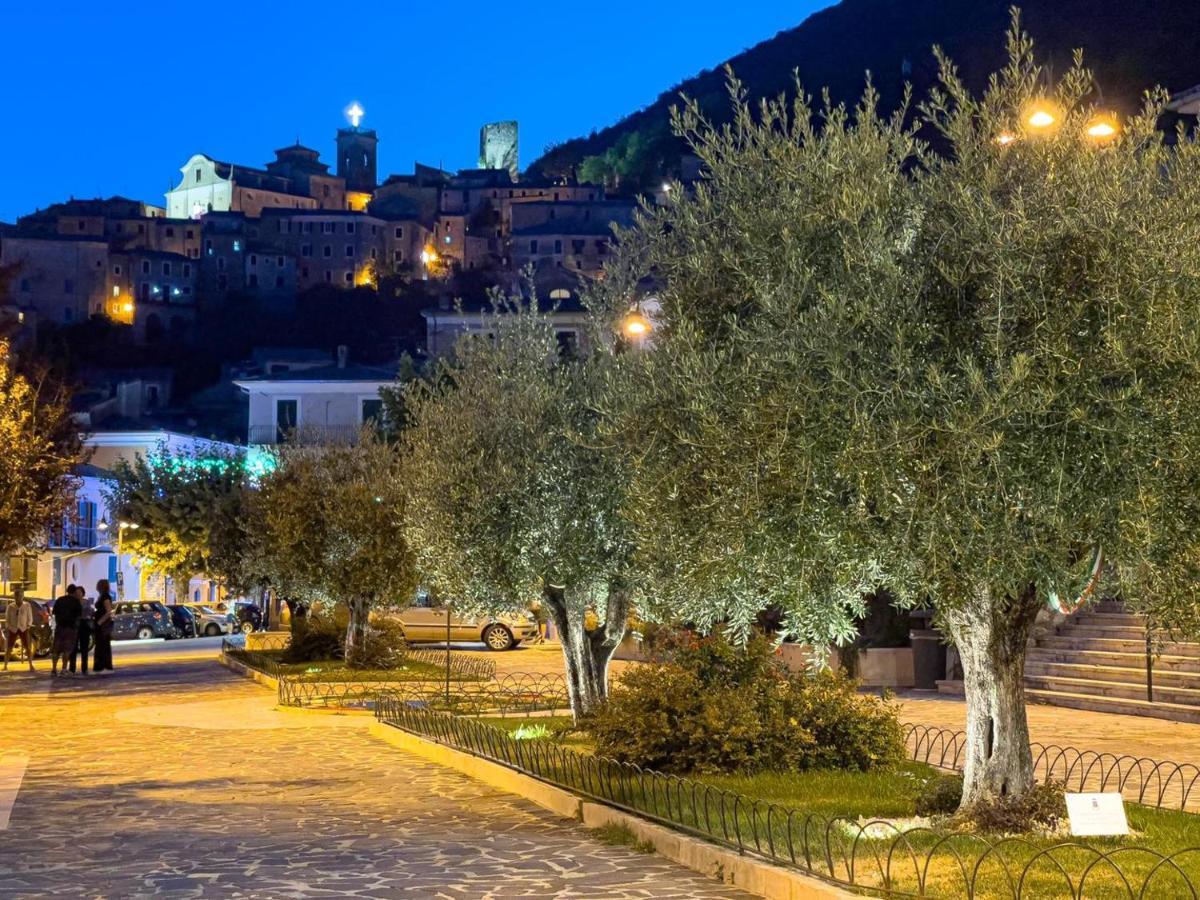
(1026, 689, 1200, 725)
(1055, 624, 1194, 642)
(1036, 636, 1200, 656)
(1025, 661, 1200, 687)
(1024, 673, 1200, 705)
(1027, 648, 1200, 672)
(1069, 612, 1146, 627)
(935, 679, 964, 696)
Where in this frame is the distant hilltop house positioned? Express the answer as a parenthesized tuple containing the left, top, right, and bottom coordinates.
(0, 109, 636, 357)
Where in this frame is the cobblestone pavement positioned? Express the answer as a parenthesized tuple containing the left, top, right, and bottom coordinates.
(0, 659, 751, 899)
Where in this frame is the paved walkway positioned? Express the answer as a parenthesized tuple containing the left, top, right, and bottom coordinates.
(0, 657, 749, 899)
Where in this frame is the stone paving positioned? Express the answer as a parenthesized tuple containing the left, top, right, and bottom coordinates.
(0, 658, 751, 899)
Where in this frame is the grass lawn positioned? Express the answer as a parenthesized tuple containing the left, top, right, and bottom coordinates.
(477, 715, 1200, 898)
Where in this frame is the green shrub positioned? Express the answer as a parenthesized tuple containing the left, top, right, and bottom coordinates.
(282, 615, 343, 664)
(587, 632, 905, 775)
(345, 617, 408, 670)
(915, 774, 964, 817)
(967, 782, 1067, 833)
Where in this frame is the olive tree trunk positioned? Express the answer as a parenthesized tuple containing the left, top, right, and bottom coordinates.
(344, 595, 371, 661)
(544, 583, 632, 720)
(941, 584, 1043, 810)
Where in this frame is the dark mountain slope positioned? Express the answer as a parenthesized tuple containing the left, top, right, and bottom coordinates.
(532, 0, 1199, 186)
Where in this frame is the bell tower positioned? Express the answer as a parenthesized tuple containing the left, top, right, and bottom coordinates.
(336, 102, 378, 194)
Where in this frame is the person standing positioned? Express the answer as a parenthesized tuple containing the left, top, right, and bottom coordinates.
(3, 585, 36, 672)
(92, 579, 115, 673)
(50, 584, 83, 676)
(71, 588, 95, 676)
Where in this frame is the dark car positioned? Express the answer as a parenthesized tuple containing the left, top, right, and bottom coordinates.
(112, 601, 178, 641)
(0, 597, 53, 658)
(166, 605, 198, 638)
(233, 602, 262, 634)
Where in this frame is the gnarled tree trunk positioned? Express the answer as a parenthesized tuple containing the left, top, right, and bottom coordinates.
(545, 582, 632, 719)
(344, 595, 370, 661)
(941, 583, 1043, 810)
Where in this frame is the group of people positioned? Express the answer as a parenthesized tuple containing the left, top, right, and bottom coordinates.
(1, 580, 115, 676)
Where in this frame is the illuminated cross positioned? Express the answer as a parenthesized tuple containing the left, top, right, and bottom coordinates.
(347, 102, 364, 128)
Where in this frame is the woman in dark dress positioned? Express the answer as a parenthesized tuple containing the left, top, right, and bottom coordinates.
(93, 579, 115, 672)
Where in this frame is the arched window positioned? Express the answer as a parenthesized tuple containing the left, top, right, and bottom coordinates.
(549, 288, 571, 301)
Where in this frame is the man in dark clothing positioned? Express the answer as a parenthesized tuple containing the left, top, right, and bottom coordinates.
(69, 587, 94, 675)
(51, 584, 83, 677)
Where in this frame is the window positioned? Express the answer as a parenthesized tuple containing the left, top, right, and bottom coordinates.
(344, 271, 353, 284)
(141, 260, 151, 275)
(249, 254, 257, 267)
(162, 262, 172, 276)
(186, 229, 194, 239)
(195, 168, 202, 182)
(324, 270, 332, 283)
(206, 240, 213, 255)
(370, 248, 377, 260)
(138, 224, 145, 234)
(323, 184, 330, 197)
(275, 275, 284, 288)
(112, 285, 119, 297)
(140, 283, 150, 300)
(595, 239, 607, 254)
(361, 397, 383, 426)
(302, 245, 311, 257)
(64, 279, 73, 294)
(345, 245, 354, 258)
(572, 239, 585, 255)
(77, 220, 85, 231)
(321, 222, 333, 234)
(549, 288, 571, 300)
(393, 250, 402, 263)
(277, 256, 284, 267)
(554, 239, 563, 254)
(113, 264, 122, 275)
(529, 239, 538, 254)
(182, 263, 191, 276)
(346, 222, 355, 234)
(394, 226, 403, 238)
(323, 245, 332, 258)
(166, 227, 175, 238)
(275, 398, 298, 442)
(232, 240, 241, 252)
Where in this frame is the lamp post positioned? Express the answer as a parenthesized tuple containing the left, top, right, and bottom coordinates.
(100, 520, 140, 601)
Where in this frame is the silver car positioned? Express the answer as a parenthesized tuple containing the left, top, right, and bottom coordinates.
(394, 600, 538, 651)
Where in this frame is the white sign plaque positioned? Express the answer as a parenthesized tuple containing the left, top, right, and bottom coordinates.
(1066, 792, 1129, 837)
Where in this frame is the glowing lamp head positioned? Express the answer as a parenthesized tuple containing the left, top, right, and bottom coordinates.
(420, 247, 438, 266)
(345, 101, 365, 128)
(1025, 103, 1059, 132)
(121, 301, 133, 313)
(622, 311, 651, 338)
(995, 131, 1018, 147)
(1085, 115, 1119, 142)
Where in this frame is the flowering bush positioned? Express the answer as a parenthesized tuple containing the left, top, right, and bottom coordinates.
(587, 632, 904, 775)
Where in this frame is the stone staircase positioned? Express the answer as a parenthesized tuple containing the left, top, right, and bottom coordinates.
(941, 600, 1200, 724)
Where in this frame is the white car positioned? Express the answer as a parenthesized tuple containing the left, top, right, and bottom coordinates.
(190, 606, 235, 637)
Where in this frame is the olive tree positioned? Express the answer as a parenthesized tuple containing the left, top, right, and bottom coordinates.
(257, 433, 415, 656)
(401, 303, 639, 717)
(594, 21, 1200, 809)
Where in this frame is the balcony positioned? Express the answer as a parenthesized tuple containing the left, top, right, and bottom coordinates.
(248, 424, 366, 446)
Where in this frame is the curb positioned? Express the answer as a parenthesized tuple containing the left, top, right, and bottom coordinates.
(219, 654, 279, 690)
(366, 721, 864, 900)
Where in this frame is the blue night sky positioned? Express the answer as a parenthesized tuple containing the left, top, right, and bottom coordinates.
(0, 1, 830, 223)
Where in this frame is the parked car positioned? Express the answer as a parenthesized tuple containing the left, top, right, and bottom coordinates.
(393, 600, 537, 651)
(0, 597, 53, 658)
(232, 601, 262, 634)
(190, 606, 235, 637)
(166, 605, 198, 638)
(111, 601, 178, 641)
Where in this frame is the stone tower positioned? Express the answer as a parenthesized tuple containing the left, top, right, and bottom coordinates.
(479, 121, 518, 179)
(336, 126, 378, 194)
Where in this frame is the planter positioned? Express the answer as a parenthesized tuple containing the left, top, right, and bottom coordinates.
(245, 631, 291, 651)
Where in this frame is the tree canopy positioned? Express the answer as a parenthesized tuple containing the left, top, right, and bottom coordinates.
(0, 342, 82, 558)
(592, 17, 1200, 806)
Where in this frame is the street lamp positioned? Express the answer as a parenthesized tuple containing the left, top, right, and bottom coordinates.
(102, 520, 140, 601)
(1085, 114, 1120, 143)
(622, 310, 651, 340)
(1024, 102, 1060, 134)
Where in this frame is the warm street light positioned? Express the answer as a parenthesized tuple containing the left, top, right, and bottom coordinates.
(1024, 102, 1059, 133)
(1085, 114, 1119, 142)
(995, 131, 1018, 147)
(622, 311, 651, 339)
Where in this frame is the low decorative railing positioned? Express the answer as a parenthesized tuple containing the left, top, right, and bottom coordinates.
(904, 723, 1200, 813)
(378, 702, 1200, 899)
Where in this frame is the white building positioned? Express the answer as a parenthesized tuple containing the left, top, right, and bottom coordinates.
(234, 347, 395, 445)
